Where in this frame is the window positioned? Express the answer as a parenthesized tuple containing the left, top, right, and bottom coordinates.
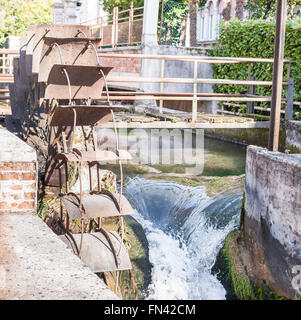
(199, 9, 205, 41)
(208, 1, 214, 40)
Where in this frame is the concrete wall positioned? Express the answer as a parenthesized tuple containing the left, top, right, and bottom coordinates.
(244, 145, 301, 298)
(285, 120, 301, 151)
(101, 45, 216, 113)
(157, 45, 217, 113)
(0, 127, 37, 214)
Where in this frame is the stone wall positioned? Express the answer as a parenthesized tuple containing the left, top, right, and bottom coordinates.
(0, 127, 37, 214)
(244, 145, 301, 298)
(285, 120, 301, 152)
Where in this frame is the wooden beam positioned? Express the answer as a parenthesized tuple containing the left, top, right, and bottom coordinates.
(192, 61, 198, 122)
(98, 53, 290, 64)
(102, 121, 271, 129)
(268, 0, 287, 151)
(96, 95, 273, 102)
(107, 76, 287, 86)
(159, 59, 165, 113)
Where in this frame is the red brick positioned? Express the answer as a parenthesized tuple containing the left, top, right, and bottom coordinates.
(24, 182, 36, 191)
(10, 185, 23, 191)
(0, 173, 19, 180)
(0, 202, 10, 210)
(20, 173, 36, 181)
(24, 192, 36, 200)
(2, 194, 22, 201)
(0, 162, 35, 171)
(17, 201, 35, 210)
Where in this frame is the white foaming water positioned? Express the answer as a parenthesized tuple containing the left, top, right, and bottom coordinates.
(133, 213, 191, 300)
(124, 178, 242, 300)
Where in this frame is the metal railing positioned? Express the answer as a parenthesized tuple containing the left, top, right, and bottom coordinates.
(82, 4, 144, 48)
(0, 49, 18, 83)
(98, 53, 293, 121)
(0, 49, 296, 122)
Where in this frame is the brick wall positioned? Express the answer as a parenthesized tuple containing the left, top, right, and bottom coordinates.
(99, 47, 142, 75)
(100, 57, 142, 74)
(0, 127, 37, 214)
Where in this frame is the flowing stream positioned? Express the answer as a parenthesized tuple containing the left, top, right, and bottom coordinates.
(124, 178, 243, 300)
(99, 129, 247, 299)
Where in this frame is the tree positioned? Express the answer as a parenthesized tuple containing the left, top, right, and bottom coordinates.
(102, 0, 144, 13)
(0, 0, 54, 47)
(160, 0, 190, 45)
(246, 0, 301, 19)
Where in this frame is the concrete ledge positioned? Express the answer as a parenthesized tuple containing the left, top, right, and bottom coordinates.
(0, 126, 36, 162)
(244, 145, 301, 298)
(0, 213, 118, 300)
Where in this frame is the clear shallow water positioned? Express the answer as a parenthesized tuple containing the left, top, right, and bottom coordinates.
(124, 178, 242, 300)
(98, 129, 247, 177)
(202, 137, 246, 176)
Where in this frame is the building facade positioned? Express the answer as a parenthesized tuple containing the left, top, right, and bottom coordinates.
(52, 0, 105, 25)
(196, 0, 249, 45)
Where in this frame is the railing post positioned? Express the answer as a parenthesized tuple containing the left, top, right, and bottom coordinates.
(268, 0, 287, 152)
(159, 59, 165, 114)
(192, 61, 198, 122)
(112, 7, 116, 47)
(247, 76, 256, 114)
(159, 0, 165, 44)
(115, 7, 119, 47)
(285, 78, 294, 120)
(129, 2, 134, 44)
(100, 17, 104, 46)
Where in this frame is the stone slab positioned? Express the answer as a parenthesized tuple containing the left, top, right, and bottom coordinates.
(0, 213, 118, 300)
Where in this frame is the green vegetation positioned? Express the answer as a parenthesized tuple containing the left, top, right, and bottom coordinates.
(245, 0, 301, 19)
(159, 0, 189, 45)
(218, 231, 283, 300)
(285, 143, 301, 154)
(209, 18, 301, 118)
(222, 232, 256, 300)
(0, 0, 54, 47)
(103, 0, 144, 13)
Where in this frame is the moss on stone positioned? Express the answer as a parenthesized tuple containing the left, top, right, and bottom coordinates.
(121, 216, 152, 300)
(243, 113, 271, 121)
(100, 164, 151, 178)
(214, 230, 285, 300)
(147, 175, 245, 197)
(285, 144, 301, 154)
(240, 192, 245, 231)
(101, 216, 152, 300)
(222, 231, 257, 300)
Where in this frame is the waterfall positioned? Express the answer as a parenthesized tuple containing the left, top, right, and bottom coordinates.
(124, 177, 242, 300)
